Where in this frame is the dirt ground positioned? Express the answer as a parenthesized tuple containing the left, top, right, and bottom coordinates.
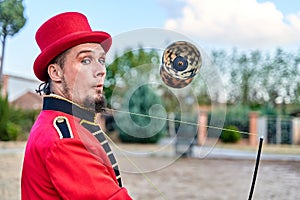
(0, 142, 300, 200)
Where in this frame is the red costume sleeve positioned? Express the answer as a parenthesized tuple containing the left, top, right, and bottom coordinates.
(45, 139, 132, 200)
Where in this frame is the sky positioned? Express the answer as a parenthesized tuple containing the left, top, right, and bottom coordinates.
(3, 0, 300, 81)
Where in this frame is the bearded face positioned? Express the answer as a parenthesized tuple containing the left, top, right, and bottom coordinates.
(51, 43, 107, 113)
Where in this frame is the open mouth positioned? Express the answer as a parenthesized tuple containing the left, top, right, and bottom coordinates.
(95, 84, 103, 93)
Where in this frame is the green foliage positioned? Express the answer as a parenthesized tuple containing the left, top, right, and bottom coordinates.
(211, 48, 300, 107)
(220, 125, 241, 143)
(105, 47, 160, 105)
(0, 0, 26, 37)
(0, 91, 39, 141)
(105, 47, 172, 143)
(260, 103, 277, 116)
(104, 45, 300, 144)
(0, 0, 26, 79)
(6, 121, 21, 140)
(225, 105, 250, 129)
(116, 85, 166, 143)
(0, 94, 9, 140)
(208, 104, 250, 138)
(8, 107, 39, 140)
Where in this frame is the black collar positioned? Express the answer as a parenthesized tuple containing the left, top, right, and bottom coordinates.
(42, 95, 96, 122)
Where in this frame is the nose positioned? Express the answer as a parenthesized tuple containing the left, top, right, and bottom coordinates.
(96, 71, 105, 77)
(94, 65, 106, 78)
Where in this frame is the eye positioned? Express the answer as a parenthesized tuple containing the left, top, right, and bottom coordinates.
(81, 57, 91, 64)
(98, 58, 106, 65)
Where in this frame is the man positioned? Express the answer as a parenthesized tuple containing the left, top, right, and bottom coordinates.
(21, 12, 132, 199)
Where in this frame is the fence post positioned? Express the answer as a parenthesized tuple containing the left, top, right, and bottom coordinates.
(276, 116, 282, 144)
(1, 75, 9, 97)
(197, 110, 208, 145)
(258, 116, 267, 143)
(249, 112, 259, 146)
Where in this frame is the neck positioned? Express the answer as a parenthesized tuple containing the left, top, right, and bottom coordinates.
(43, 94, 97, 123)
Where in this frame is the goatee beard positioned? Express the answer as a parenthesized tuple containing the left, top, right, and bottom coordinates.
(61, 76, 107, 113)
(83, 95, 107, 113)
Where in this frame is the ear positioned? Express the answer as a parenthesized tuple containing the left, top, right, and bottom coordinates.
(48, 64, 63, 82)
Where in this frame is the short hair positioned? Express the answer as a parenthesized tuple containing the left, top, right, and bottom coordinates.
(35, 49, 70, 95)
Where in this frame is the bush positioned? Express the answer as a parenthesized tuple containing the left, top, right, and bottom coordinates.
(0, 94, 10, 141)
(9, 107, 39, 131)
(116, 85, 166, 143)
(208, 105, 251, 139)
(220, 125, 241, 143)
(0, 90, 39, 141)
(6, 122, 21, 141)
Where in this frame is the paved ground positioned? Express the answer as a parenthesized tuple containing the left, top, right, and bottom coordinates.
(0, 141, 300, 200)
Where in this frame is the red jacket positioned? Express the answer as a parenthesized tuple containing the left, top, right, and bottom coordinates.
(21, 96, 132, 200)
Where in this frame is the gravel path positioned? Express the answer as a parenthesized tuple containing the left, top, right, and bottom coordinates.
(1, 142, 300, 200)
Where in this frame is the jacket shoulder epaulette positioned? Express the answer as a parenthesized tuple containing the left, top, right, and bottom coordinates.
(53, 116, 74, 139)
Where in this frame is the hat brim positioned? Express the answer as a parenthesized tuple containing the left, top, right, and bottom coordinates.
(34, 31, 112, 82)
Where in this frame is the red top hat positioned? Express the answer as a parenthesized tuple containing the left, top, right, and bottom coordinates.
(34, 12, 112, 82)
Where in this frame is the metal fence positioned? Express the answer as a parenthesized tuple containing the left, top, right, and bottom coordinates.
(207, 113, 293, 144)
(259, 115, 293, 144)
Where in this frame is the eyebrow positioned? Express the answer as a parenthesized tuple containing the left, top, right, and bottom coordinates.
(76, 49, 106, 58)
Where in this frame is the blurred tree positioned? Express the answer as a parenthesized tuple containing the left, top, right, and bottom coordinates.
(0, 0, 26, 83)
(116, 85, 166, 143)
(211, 48, 300, 109)
(106, 47, 168, 143)
(105, 47, 160, 106)
(293, 49, 300, 104)
(259, 48, 299, 113)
